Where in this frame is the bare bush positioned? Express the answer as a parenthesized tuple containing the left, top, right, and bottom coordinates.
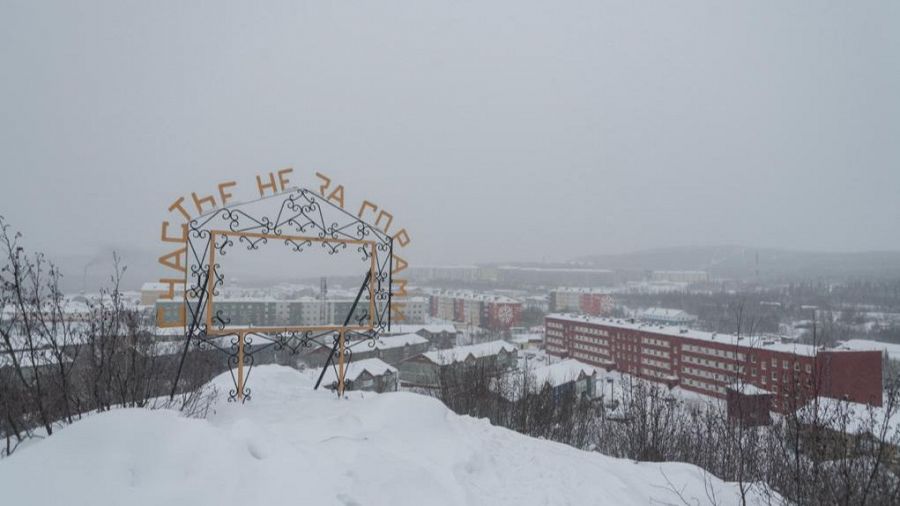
(0, 217, 219, 457)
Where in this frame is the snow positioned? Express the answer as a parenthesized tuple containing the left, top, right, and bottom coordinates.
(510, 332, 543, 345)
(318, 358, 397, 384)
(371, 333, 429, 350)
(835, 339, 900, 361)
(385, 323, 458, 335)
(796, 396, 900, 442)
(727, 382, 772, 396)
(529, 359, 597, 388)
(549, 313, 822, 356)
(0, 365, 766, 505)
(421, 340, 517, 366)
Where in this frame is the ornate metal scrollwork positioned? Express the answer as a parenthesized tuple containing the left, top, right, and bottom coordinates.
(171, 187, 397, 401)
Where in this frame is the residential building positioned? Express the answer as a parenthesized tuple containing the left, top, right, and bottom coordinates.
(427, 292, 522, 331)
(398, 340, 518, 388)
(319, 358, 399, 393)
(156, 296, 429, 327)
(383, 323, 458, 349)
(545, 313, 883, 413)
(549, 288, 614, 316)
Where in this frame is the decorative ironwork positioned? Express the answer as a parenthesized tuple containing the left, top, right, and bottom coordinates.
(169, 188, 396, 402)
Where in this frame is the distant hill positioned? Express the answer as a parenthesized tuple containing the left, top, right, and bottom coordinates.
(575, 245, 900, 281)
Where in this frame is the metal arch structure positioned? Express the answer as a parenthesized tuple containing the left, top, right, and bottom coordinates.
(169, 187, 395, 402)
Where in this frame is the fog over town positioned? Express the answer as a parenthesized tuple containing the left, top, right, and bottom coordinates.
(1, 2, 899, 505)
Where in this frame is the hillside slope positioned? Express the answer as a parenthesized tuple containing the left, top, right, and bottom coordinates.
(0, 366, 764, 505)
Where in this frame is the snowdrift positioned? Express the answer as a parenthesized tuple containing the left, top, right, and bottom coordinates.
(0, 366, 760, 505)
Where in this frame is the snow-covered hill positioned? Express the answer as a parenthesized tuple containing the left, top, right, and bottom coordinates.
(0, 366, 761, 505)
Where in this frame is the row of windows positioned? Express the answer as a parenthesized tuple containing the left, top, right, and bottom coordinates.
(640, 337, 671, 348)
(681, 343, 745, 362)
(682, 354, 745, 374)
(642, 348, 670, 359)
(573, 351, 609, 364)
(572, 342, 611, 357)
(683, 377, 727, 395)
(573, 335, 609, 347)
(574, 326, 610, 337)
(641, 357, 671, 370)
(681, 366, 733, 384)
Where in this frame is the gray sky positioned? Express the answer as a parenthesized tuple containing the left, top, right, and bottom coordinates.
(1, 1, 898, 281)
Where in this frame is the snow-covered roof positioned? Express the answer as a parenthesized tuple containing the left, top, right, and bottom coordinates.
(547, 313, 822, 357)
(430, 291, 520, 304)
(641, 307, 692, 319)
(511, 333, 543, 344)
(795, 396, 900, 442)
(421, 340, 517, 366)
(835, 339, 900, 361)
(530, 359, 597, 388)
(319, 358, 397, 385)
(726, 382, 772, 396)
(372, 333, 429, 350)
(385, 323, 457, 335)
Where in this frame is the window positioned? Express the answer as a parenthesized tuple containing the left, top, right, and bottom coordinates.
(762, 376, 767, 385)
(805, 364, 812, 374)
(751, 368, 758, 376)
(783, 360, 789, 370)
(762, 361, 767, 370)
(772, 372, 777, 381)
(751, 355, 757, 364)
(794, 362, 800, 371)
(771, 358, 777, 367)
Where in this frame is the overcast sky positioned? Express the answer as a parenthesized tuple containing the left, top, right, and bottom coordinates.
(1, 1, 898, 282)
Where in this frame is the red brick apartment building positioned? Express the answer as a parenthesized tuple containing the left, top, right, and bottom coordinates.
(428, 292, 522, 331)
(545, 314, 883, 413)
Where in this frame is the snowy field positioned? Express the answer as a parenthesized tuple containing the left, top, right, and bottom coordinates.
(0, 366, 764, 505)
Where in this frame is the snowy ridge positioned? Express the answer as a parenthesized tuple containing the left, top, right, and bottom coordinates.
(0, 366, 765, 505)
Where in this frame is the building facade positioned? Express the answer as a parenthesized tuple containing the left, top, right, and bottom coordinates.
(545, 314, 883, 413)
(549, 288, 614, 316)
(398, 340, 518, 388)
(156, 296, 429, 327)
(427, 292, 522, 331)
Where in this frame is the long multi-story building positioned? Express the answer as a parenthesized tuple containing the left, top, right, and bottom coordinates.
(545, 313, 882, 412)
(428, 291, 522, 331)
(156, 296, 428, 327)
(549, 288, 614, 316)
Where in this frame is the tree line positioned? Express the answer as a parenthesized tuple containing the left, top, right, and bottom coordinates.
(432, 354, 900, 505)
(0, 217, 220, 457)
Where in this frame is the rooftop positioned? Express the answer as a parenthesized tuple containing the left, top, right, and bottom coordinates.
(547, 313, 822, 357)
(384, 323, 458, 335)
(371, 333, 429, 350)
(421, 340, 517, 366)
(318, 358, 398, 385)
(835, 339, 900, 361)
(529, 359, 598, 388)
